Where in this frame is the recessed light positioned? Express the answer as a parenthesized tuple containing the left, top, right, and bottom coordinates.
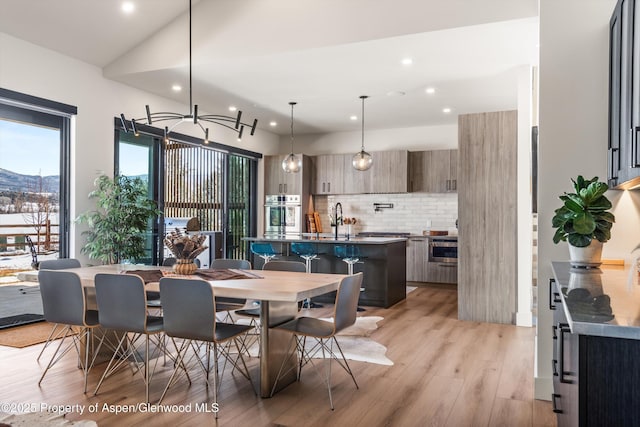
(401, 58, 413, 66)
(228, 106, 237, 112)
(121, 2, 135, 14)
(350, 115, 358, 121)
(269, 121, 277, 127)
(171, 84, 182, 92)
(425, 87, 436, 95)
(443, 107, 452, 114)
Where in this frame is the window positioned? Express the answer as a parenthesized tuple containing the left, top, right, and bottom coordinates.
(0, 88, 75, 265)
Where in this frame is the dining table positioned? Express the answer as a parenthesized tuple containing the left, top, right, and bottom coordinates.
(52, 264, 346, 397)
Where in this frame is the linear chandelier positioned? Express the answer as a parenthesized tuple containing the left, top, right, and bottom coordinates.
(119, 0, 257, 144)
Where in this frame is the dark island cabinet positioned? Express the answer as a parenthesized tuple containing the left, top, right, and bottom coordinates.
(550, 279, 640, 426)
(608, 0, 640, 189)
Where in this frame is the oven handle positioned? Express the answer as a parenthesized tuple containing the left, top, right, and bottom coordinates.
(429, 242, 458, 247)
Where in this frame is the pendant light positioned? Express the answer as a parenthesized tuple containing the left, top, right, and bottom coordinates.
(352, 95, 373, 171)
(282, 101, 301, 173)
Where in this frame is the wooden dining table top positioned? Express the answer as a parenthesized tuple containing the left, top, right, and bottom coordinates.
(63, 264, 346, 302)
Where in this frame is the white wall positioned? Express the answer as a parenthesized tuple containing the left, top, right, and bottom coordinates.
(517, 66, 534, 327)
(281, 124, 458, 155)
(0, 32, 280, 264)
(537, 0, 621, 400)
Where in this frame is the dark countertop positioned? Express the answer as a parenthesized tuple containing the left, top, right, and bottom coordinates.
(244, 235, 407, 244)
(551, 261, 640, 340)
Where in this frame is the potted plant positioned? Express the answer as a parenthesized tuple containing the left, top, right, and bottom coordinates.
(552, 175, 615, 267)
(76, 175, 161, 264)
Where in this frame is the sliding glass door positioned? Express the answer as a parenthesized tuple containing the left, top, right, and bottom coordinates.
(0, 90, 74, 269)
(115, 121, 259, 264)
(115, 131, 161, 265)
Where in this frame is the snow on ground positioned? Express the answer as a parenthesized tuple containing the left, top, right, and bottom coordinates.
(0, 252, 59, 284)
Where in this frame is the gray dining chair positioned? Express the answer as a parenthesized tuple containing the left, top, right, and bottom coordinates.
(270, 272, 363, 409)
(35, 258, 82, 362)
(93, 273, 166, 403)
(210, 258, 252, 322)
(38, 269, 101, 393)
(158, 277, 255, 418)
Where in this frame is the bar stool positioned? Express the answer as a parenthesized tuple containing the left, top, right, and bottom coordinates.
(250, 242, 279, 267)
(291, 242, 323, 308)
(334, 245, 360, 275)
(334, 245, 366, 311)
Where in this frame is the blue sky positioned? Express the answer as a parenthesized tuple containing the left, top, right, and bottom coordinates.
(0, 119, 60, 176)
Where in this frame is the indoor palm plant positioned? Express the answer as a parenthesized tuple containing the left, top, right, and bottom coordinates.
(552, 175, 615, 266)
(76, 175, 161, 264)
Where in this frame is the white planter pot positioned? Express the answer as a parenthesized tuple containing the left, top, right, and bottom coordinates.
(568, 240, 603, 268)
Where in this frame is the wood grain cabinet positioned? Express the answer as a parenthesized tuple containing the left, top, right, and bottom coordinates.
(264, 154, 308, 195)
(311, 154, 345, 195)
(409, 150, 458, 193)
(406, 237, 427, 282)
(369, 150, 409, 193)
(311, 150, 408, 195)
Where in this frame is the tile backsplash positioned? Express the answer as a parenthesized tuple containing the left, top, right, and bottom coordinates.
(312, 193, 458, 235)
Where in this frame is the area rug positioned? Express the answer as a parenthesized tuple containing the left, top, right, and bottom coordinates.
(0, 411, 97, 426)
(241, 316, 393, 366)
(0, 321, 57, 348)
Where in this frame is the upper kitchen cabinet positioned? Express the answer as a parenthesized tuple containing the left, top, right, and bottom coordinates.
(312, 150, 408, 194)
(608, 0, 640, 189)
(264, 154, 310, 195)
(312, 154, 345, 195)
(368, 150, 409, 193)
(409, 149, 458, 193)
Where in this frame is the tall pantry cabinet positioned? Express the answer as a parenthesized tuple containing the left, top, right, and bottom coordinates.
(458, 110, 518, 324)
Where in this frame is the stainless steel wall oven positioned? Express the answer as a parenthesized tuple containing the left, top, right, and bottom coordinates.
(264, 194, 302, 236)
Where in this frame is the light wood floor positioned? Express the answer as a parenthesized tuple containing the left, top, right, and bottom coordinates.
(0, 283, 556, 427)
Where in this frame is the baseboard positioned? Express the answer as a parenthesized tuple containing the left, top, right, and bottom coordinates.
(516, 311, 533, 327)
(535, 376, 553, 401)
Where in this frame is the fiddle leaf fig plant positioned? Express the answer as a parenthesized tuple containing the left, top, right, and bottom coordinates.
(552, 176, 615, 247)
(76, 175, 161, 264)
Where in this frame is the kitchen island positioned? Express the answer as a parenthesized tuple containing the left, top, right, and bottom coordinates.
(244, 236, 407, 308)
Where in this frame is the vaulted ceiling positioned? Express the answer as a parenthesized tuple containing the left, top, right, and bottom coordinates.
(0, 0, 538, 135)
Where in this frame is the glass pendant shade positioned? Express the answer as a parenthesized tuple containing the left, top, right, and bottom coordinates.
(282, 153, 301, 173)
(353, 95, 373, 171)
(352, 150, 373, 171)
(282, 101, 301, 173)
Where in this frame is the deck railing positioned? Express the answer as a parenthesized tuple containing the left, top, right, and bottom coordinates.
(0, 220, 59, 252)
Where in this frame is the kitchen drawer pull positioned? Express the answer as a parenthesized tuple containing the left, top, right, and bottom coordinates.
(552, 358, 558, 377)
(551, 393, 562, 414)
(279, 183, 283, 193)
(437, 263, 457, 268)
(283, 183, 287, 193)
(549, 278, 560, 310)
(558, 322, 572, 384)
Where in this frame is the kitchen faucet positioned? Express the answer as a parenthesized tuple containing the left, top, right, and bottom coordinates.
(334, 202, 343, 240)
